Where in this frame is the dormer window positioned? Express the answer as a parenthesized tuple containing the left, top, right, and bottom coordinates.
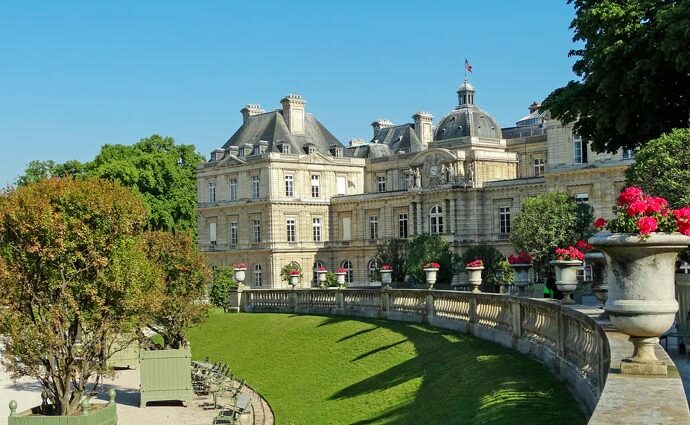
(238, 148, 246, 158)
(305, 145, 316, 155)
(335, 148, 343, 158)
(278, 143, 290, 154)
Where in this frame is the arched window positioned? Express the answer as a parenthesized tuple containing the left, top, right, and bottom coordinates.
(313, 261, 325, 286)
(341, 260, 353, 284)
(254, 264, 262, 287)
(368, 259, 379, 283)
(430, 205, 444, 235)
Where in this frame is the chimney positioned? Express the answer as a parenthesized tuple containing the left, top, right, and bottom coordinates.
(280, 94, 306, 134)
(349, 138, 366, 147)
(371, 119, 394, 134)
(241, 104, 265, 122)
(412, 111, 434, 148)
(529, 101, 541, 114)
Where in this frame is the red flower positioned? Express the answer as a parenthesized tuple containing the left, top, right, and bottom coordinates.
(290, 270, 301, 276)
(636, 216, 658, 235)
(575, 240, 592, 252)
(233, 263, 246, 269)
(618, 187, 644, 205)
(646, 196, 668, 214)
(674, 208, 690, 235)
(627, 199, 648, 216)
(594, 217, 606, 228)
(555, 246, 584, 261)
(508, 251, 532, 264)
(337, 267, 347, 273)
(423, 262, 440, 269)
(466, 259, 483, 268)
(380, 264, 393, 270)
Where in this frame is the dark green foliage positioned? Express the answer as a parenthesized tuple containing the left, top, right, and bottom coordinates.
(625, 128, 690, 208)
(460, 245, 505, 292)
(541, 0, 690, 153)
(405, 234, 460, 286)
(321, 271, 338, 288)
(375, 238, 408, 283)
(15, 160, 85, 186)
(210, 266, 237, 311)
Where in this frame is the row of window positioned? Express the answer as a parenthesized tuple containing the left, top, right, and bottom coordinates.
(285, 217, 323, 242)
(208, 177, 260, 203)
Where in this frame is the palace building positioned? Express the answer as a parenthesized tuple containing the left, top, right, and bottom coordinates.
(196, 80, 632, 288)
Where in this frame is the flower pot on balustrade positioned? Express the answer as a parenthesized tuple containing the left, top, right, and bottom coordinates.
(289, 275, 300, 287)
(509, 264, 531, 296)
(139, 347, 194, 407)
(465, 266, 484, 294)
(317, 270, 327, 284)
(550, 260, 582, 305)
(585, 251, 608, 309)
(590, 232, 690, 375)
(9, 390, 118, 425)
(234, 268, 247, 284)
(380, 270, 392, 285)
(335, 272, 346, 286)
(423, 268, 439, 289)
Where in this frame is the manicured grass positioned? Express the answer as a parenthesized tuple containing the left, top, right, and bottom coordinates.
(188, 310, 585, 425)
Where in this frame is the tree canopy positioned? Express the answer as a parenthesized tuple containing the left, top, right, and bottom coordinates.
(541, 0, 690, 153)
(625, 128, 690, 209)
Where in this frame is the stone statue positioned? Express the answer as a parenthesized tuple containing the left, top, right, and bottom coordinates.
(405, 170, 414, 189)
(447, 162, 456, 182)
(467, 162, 475, 187)
(413, 168, 421, 187)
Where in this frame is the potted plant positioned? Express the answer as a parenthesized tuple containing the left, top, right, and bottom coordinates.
(316, 266, 328, 284)
(551, 245, 584, 304)
(379, 264, 393, 285)
(335, 267, 347, 287)
(289, 270, 301, 287)
(508, 251, 532, 295)
(590, 186, 690, 374)
(140, 231, 211, 407)
(233, 262, 247, 283)
(422, 262, 440, 289)
(465, 259, 484, 293)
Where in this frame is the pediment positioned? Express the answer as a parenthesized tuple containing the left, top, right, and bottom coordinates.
(216, 154, 246, 167)
(409, 148, 457, 167)
(299, 151, 335, 164)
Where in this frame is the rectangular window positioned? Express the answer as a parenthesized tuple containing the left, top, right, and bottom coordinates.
(307, 146, 316, 154)
(398, 213, 408, 238)
(252, 175, 260, 199)
(230, 221, 238, 244)
(377, 175, 386, 192)
(369, 215, 378, 240)
(342, 217, 351, 241)
(334, 148, 343, 158)
(499, 206, 511, 234)
(286, 218, 296, 242)
(311, 175, 320, 198)
(312, 218, 322, 242)
(622, 148, 635, 160)
(208, 181, 216, 203)
(280, 144, 290, 154)
(336, 176, 346, 195)
(209, 222, 217, 244)
(573, 135, 583, 164)
(285, 175, 294, 197)
(533, 158, 545, 177)
(230, 179, 237, 201)
(575, 193, 589, 203)
(252, 220, 261, 243)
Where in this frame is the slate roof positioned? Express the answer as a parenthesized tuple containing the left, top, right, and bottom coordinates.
(347, 143, 392, 159)
(222, 110, 343, 154)
(434, 105, 502, 141)
(363, 124, 423, 158)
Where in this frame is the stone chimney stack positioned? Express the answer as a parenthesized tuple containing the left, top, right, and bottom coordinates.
(241, 104, 265, 122)
(528, 101, 541, 114)
(412, 111, 434, 148)
(371, 119, 394, 134)
(280, 94, 306, 134)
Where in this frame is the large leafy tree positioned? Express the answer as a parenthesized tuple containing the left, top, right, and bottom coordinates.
(625, 128, 690, 208)
(0, 178, 161, 415)
(511, 192, 594, 275)
(144, 231, 210, 348)
(375, 238, 409, 283)
(541, 0, 690, 153)
(405, 234, 460, 286)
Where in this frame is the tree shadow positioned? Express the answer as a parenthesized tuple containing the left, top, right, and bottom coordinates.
(337, 326, 379, 342)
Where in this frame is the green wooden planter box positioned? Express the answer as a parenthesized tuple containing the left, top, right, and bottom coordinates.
(8, 390, 117, 425)
(139, 348, 193, 407)
(107, 339, 139, 370)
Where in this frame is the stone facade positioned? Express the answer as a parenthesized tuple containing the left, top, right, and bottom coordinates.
(197, 81, 633, 288)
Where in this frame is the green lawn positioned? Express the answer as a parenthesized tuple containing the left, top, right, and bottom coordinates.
(188, 310, 585, 425)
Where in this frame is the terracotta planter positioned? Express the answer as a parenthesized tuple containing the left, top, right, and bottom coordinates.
(509, 264, 531, 296)
(551, 260, 582, 305)
(234, 268, 246, 283)
(465, 266, 484, 293)
(585, 251, 608, 307)
(380, 270, 392, 284)
(335, 272, 346, 286)
(423, 268, 439, 289)
(589, 232, 690, 375)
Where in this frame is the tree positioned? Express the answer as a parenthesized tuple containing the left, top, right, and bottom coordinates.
(16, 160, 86, 186)
(144, 231, 210, 349)
(405, 234, 460, 286)
(460, 244, 505, 292)
(541, 0, 690, 153)
(0, 178, 160, 415)
(375, 238, 408, 283)
(625, 128, 690, 209)
(210, 266, 237, 312)
(511, 192, 594, 275)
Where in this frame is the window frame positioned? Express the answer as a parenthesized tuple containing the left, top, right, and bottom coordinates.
(499, 206, 511, 234)
(286, 217, 296, 242)
(285, 174, 294, 197)
(398, 213, 408, 238)
(251, 175, 260, 199)
(369, 215, 379, 240)
(230, 221, 238, 244)
(311, 175, 320, 198)
(429, 205, 444, 235)
(208, 181, 216, 203)
(252, 219, 261, 243)
(229, 178, 237, 201)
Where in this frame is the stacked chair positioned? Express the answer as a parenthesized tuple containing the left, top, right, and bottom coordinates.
(191, 358, 253, 424)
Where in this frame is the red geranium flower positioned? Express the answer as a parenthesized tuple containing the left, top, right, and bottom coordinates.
(618, 186, 644, 205)
(627, 199, 648, 216)
(466, 259, 483, 268)
(594, 217, 606, 228)
(636, 216, 658, 235)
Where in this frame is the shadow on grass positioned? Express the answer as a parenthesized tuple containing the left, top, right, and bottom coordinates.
(337, 326, 380, 342)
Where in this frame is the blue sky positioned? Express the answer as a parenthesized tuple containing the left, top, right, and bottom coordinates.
(0, 1, 578, 187)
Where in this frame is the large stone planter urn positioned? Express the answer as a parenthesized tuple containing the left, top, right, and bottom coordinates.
(589, 232, 690, 375)
(234, 268, 247, 283)
(9, 390, 117, 425)
(465, 266, 484, 293)
(289, 274, 300, 287)
(509, 264, 531, 296)
(380, 270, 392, 285)
(585, 251, 608, 308)
(316, 270, 327, 284)
(550, 260, 582, 305)
(423, 268, 439, 289)
(335, 272, 346, 286)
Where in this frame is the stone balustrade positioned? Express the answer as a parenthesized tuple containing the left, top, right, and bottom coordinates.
(234, 287, 690, 424)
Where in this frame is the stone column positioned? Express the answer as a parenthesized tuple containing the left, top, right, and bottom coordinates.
(408, 203, 415, 237)
(449, 198, 456, 234)
(416, 201, 423, 235)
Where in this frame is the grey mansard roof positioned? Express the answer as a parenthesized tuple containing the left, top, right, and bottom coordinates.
(434, 105, 502, 141)
(222, 110, 344, 154)
(370, 125, 424, 155)
(348, 143, 391, 159)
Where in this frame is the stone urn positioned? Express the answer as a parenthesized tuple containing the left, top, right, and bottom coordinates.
(335, 272, 346, 286)
(423, 268, 439, 289)
(380, 270, 392, 285)
(509, 264, 531, 296)
(585, 251, 608, 308)
(550, 260, 582, 305)
(589, 232, 690, 375)
(465, 266, 484, 294)
(289, 274, 300, 287)
(234, 268, 247, 283)
(316, 270, 327, 284)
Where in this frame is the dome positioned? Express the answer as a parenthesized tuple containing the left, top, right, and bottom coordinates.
(434, 79, 502, 141)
